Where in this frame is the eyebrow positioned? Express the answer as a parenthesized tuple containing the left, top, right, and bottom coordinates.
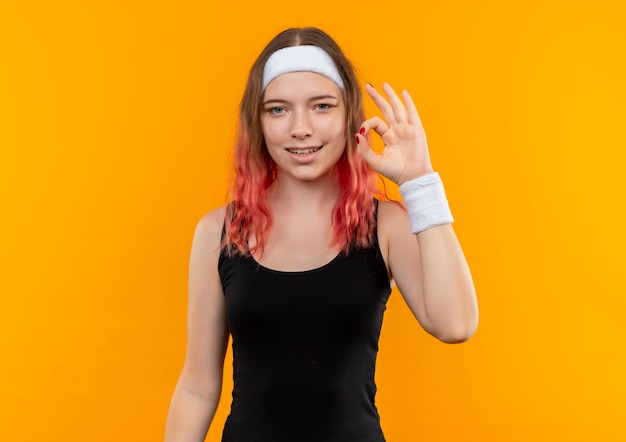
(262, 95, 339, 106)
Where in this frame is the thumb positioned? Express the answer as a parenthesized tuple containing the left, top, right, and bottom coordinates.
(355, 133, 381, 171)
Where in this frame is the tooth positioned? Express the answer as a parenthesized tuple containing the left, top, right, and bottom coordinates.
(288, 147, 320, 155)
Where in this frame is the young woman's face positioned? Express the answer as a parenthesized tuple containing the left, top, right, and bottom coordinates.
(260, 71, 346, 183)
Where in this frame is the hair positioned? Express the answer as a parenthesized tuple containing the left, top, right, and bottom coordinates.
(223, 27, 379, 257)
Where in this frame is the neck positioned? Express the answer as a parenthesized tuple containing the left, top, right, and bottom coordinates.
(267, 171, 340, 213)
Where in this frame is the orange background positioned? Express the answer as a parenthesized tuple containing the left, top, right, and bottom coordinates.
(1, 1, 625, 441)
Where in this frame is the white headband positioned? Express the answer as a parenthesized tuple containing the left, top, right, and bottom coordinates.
(262, 45, 345, 90)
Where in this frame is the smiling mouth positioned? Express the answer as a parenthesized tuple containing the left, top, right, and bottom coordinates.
(286, 146, 322, 155)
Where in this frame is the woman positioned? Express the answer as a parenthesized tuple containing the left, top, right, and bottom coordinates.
(165, 27, 478, 442)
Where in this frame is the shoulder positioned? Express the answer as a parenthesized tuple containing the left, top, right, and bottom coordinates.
(375, 200, 411, 272)
(196, 206, 227, 231)
(377, 199, 410, 233)
(192, 206, 228, 252)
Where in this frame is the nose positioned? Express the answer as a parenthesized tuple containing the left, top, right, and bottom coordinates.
(290, 110, 313, 139)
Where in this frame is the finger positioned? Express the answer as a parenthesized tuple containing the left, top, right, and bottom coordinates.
(365, 83, 396, 124)
(382, 83, 409, 124)
(354, 131, 382, 172)
(401, 89, 422, 127)
(359, 116, 390, 138)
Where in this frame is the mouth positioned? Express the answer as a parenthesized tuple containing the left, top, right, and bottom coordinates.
(285, 146, 323, 155)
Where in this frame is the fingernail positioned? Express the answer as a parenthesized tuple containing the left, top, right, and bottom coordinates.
(359, 127, 365, 135)
(366, 83, 373, 88)
(355, 134, 360, 144)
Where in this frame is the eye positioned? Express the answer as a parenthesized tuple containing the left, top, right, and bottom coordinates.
(315, 103, 331, 111)
(268, 107, 285, 115)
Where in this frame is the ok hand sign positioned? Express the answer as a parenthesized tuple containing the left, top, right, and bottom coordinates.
(355, 83, 434, 185)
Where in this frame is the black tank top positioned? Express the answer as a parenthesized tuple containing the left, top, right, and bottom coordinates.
(218, 206, 392, 442)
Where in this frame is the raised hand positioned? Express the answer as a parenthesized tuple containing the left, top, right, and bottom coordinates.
(355, 83, 434, 185)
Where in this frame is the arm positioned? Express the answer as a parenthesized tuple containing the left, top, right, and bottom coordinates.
(380, 201, 477, 342)
(356, 83, 478, 343)
(164, 208, 229, 441)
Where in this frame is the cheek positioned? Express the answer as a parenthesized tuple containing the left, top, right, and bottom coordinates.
(320, 118, 346, 142)
(261, 121, 284, 145)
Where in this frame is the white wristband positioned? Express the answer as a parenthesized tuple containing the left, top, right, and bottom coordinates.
(399, 172, 454, 234)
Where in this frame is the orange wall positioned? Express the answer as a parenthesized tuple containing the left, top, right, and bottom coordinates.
(1, 1, 625, 440)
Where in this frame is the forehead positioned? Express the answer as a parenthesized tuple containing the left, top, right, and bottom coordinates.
(263, 71, 343, 100)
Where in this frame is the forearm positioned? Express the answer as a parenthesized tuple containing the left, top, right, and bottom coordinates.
(416, 224, 478, 343)
(396, 172, 478, 342)
(164, 377, 222, 442)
